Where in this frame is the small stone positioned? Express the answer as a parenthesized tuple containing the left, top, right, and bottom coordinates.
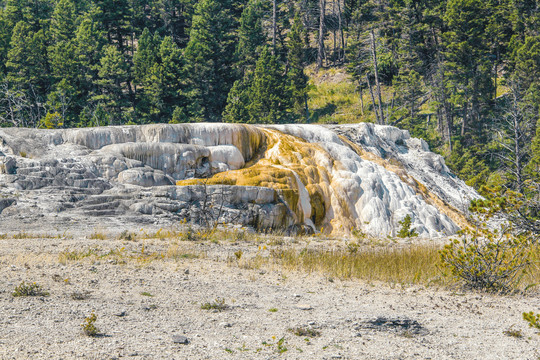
(219, 322, 232, 328)
(293, 294, 301, 298)
(114, 310, 127, 317)
(172, 335, 189, 344)
(184, 269, 189, 274)
(307, 321, 316, 326)
(296, 304, 312, 310)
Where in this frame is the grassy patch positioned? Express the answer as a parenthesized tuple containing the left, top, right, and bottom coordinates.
(12, 281, 49, 297)
(241, 244, 443, 285)
(288, 327, 321, 338)
(201, 297, 228, 311)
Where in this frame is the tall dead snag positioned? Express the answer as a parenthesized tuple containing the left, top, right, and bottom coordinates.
(317, 0, 326, 70)
(366, 74, 380, 124)
(370, 30, 384, 124)
(337, 0, 345, 62)
(272, 0, 277, 55)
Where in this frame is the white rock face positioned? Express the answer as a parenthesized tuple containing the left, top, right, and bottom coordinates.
(0, 123, 478, 237)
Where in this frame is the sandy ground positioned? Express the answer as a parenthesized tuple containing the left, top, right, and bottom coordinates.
(0, 233, 538, 360)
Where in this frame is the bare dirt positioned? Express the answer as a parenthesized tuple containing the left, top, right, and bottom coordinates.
(0, 232, 538, 360)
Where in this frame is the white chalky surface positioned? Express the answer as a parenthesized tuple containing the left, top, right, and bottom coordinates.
(0, 234, 538, 360)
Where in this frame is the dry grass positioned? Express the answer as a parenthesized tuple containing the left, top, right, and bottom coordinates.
(241, 244, 444, 286)
(58, 242, 202, 265)
(235, 241, 540, 290)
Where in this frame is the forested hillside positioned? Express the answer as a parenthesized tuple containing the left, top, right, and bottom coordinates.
(0, 0, 539, 195)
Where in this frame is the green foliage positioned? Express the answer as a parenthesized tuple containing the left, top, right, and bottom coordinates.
(201, 297, 228, 311)
(39, 111, 63, 129)
(235, 0, 265, 72)
(223, 47, 291, 123)
(397, 215, 418, 238)
(81, 311, 98, 337)
(439, 220, 532, 292)
(523, 311, 540, 333)
(288, 327, 321, 338)
(12, 281, 49, 297)
(184, 0, 236, 121)
(286, 14, 308, 119)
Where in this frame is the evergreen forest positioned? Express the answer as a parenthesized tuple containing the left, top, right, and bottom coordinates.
(0, 0, 539, 197)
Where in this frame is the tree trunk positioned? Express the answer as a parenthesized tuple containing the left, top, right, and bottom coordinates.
(370, 30, 384, 124)
(461, 101, 468, 137)
(359, 86, 364, 116)
(366, 74, 380, 124)
(514, 114, 523, 193)
(317, 0, 326, 70)
(337, 0, 345, 62)
(272, 0, 277, 55)
(332, 0, 336, 66)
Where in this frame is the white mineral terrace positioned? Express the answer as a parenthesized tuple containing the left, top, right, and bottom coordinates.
(0, 123, 478, 237)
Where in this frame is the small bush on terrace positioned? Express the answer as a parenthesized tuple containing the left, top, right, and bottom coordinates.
(397, 215, 418, 238)
(12, 281, 49, 297)
(523, 312, 540, 333)
(81, 311, 99, 337)
(439, 202, 533, 292)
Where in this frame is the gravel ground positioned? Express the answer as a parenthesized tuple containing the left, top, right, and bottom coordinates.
(0, 233, 538, 360)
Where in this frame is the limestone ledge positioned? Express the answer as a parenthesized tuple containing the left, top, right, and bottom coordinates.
(0, 123, 479, 237)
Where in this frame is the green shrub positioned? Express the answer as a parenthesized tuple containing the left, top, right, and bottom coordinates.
(12, 281, 49, 297)
(439, 224, 532, 292)
(397, 215, 418, 238)
(81, 311, 99, 336)
(201, 297, 227, 311)
(288, 327, 321, 337)
(523, 311, 540, 333)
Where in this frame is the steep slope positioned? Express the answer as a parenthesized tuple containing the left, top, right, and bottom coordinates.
(0, 123, 478, 237)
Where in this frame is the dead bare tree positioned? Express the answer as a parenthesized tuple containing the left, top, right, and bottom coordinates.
(370, 30, 384, 124)
(317, 0, 326, 70)
(492, 88, 536, 194)
(0, 82, 28, 127)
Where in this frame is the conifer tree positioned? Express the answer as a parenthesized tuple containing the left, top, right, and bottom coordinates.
(75, 6, 107, 107)
(50, 0, 78, 43)
(93, 45, 129, 124)
(222, 75, 252, 123)
(236, 0, 266, 72)
(6, 21, 50, 94)
(133, 28, 160, 122)
(286, 14, 309, 119)
(184, 0, 236, 121)
(135, 34, 186, 123)
(248, 47, 289, 124)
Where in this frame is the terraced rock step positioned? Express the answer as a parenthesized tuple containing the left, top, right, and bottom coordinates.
(0, 123, 478, 236)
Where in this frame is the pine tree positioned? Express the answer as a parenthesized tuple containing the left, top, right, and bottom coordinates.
(93, 45, 129, 124)
(0, 12, 11, 77)
(135, 34, 186, 123)
(184, 0, 236, 121)
(153, 36, 186, 119)
(222, 75, 252, 123)
(133, 28, 160, 122)
(236, 0, 266, 72)
(444, 0, 493, 140)
(3, 0, 53, 31)
(6, 21, 50, 94)
(50, 0, 78, 43)
(94, 0, 132, 51)
(74, 6, 107, 126)
(286, 14, 309, 119)
(248, 47, 289, 124)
